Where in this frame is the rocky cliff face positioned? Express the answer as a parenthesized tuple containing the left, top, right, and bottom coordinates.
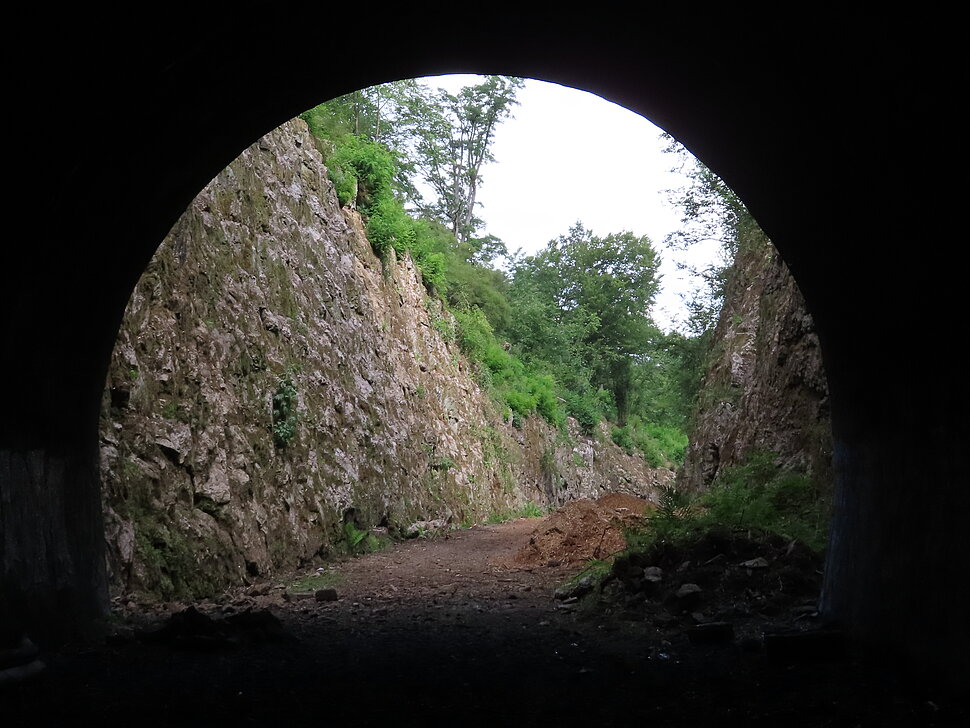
(99, 119, 670, 601)
(678, 232, 832, 492)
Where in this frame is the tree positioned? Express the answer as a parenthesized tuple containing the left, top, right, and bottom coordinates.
(403, 76, 524, 243)
(510, 223, 662, 424)
(661, 133, 763, 338)
(630, 328, 706, 429)
(302, 76, 522, 250)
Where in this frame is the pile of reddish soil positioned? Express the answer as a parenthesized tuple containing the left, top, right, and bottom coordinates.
(511, 493, 654, 567)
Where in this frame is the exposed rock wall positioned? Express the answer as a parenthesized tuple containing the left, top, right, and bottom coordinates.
(99, 119, 670, 601)
(678, 232, 832, 492)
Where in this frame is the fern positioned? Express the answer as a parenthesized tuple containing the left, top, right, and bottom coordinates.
(655, 482, 695, 522)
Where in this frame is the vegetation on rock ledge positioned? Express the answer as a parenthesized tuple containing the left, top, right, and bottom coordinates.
(299, 78, 703, 468)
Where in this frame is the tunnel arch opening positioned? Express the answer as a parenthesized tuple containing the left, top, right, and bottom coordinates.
(98, 73, 833, 649)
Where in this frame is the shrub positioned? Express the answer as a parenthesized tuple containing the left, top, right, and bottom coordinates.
(342, 521, 390, 555)
(415, 248, 446, 292)
(610, 417, 688, 468)
(328, 135, 397, 208)
(271, 373, 298, 447)
(697, 451, 829, 552)
(365, 193, 415, 258)
(454, 306, 494, 361)
(533, 376, 565, 427)
(611, 425, 634, 453)
(561, 389, 603, 434)
(619, 452, 829, 562)
(430, 311, 456, 342)
(644, 422, 689, 465)
(517, 501, 545, 518)
(328, 163, 358, 208)
(504, 389, 536, 418)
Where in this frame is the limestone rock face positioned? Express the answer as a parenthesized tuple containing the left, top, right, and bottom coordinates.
(99, 119, 668, 600)
(679, 235, 832, 492)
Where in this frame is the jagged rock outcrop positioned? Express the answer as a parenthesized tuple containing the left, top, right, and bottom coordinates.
(99, 119, 670, 601)
(679, 232, 832, 492)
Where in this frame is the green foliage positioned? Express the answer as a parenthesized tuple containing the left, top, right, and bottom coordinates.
(303, 76, 523, 241)
(431, 455, 455, 472)
(407, 218, 512, 330)
(485, 510, 511, 525)
(300, 80, 425, 197)
(328, 162, 358, 208)
(565, 558, 612, 585)
(616, 455, 830, 574)
(134, 519, 221, 599)
(509, 222, 661, 425)
(299, 122, 438, 289)
(430, 309, 457, 342)
(697, 452, 829, 552)
(451, 304, 567, 428)
(298, 83, 705, 455)
(160, 399, 188, 422)
(662, 133, 770, 343)
(557, 388, 607, 434)
(610, 425, 634, 453)
(655, 482, 696, 522)
(626, 452, 829, 556)
(453, 305, 494, 361)
(485, 500, 547, 524)
(662, 132, 752, 265)
(328, 134, 397, 208)
(517, 501, 545, 518)
(401, 75, 525, 242)
(609, 416, 687, 468)
(287, 570, 343, 593)
(364, 192, 415, 258)
(504, 389, 535, 418)
(342, 522, 390, 555)
(533, 376, 564, 427)
(321, 136, 423, 273)
(648, 423, 689, 465)
(630, 329, 707, 431)
(413, 247, 447, 291)
(271, 372, 298, 447)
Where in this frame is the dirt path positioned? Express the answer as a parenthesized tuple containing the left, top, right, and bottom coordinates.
(3, 511, 965, 727)
(271, 517, 584, 651)
(316, 517, 570, 607)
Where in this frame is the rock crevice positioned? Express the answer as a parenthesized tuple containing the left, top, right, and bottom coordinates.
(679, 233, 832, 492)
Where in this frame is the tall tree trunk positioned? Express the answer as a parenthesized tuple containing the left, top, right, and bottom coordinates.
(612, 358, 632, 427)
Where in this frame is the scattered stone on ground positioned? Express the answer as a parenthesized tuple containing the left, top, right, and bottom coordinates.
(314, 588, 339, 602)
(0, 635, 45, 686)
(587, 525, 828, 647)
(405, 519, 449, 538)
(139, 606, 286, 649)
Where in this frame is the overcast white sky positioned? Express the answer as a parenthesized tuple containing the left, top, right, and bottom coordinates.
(417, 75, 721, 332)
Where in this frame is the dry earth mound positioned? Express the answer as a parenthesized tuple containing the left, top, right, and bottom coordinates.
(512, 494, 655, 567)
